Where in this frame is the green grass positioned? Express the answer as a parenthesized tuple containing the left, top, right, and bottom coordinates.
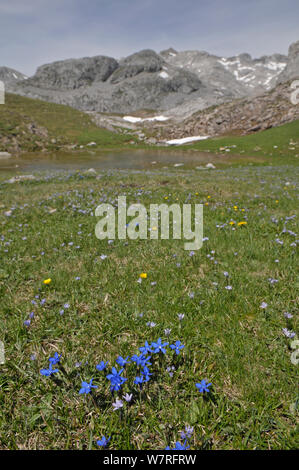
(1, 93, 299, 165)
(0, 163, 298, 450)
(0, 93, 137, 152)
(183, 120, 299, 162)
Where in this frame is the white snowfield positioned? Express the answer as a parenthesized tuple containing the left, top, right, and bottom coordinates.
(166, 136, 210, 145)
(123, 115, 169, 123)
(123, 116, 142, 123)
(217, 57, 287, 90)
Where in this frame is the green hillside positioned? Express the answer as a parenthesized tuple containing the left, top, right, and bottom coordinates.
(184, 120, 299, 161)
(0, 93, 136, 152)
(0, 93, 298, 163)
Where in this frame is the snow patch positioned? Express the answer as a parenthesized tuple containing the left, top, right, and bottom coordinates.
(123, 116, 142, 123)
(145, 115, 169, 122)
(166, 136, 209, 145)
(159, 71, 169, 79)
(123, 115, 169, 123)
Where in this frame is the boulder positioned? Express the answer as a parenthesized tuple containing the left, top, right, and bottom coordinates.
(24, 55, 119, 90)
(5, 174, 36, 183)
(0, 152, 12, 159)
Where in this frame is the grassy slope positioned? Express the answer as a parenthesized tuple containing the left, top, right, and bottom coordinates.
(0, 93, 136, 152)
(182, 120, 299, 162)
(0, 165, 298, 449)
(1, 93, 298, 164)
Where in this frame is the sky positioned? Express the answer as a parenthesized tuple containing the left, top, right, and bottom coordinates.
(0, 0, 298, 76)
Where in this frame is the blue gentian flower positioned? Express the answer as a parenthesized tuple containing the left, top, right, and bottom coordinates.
(116, 355, 130, 367)
(40, 364, 59, 376)
(96, 361, 108, 371)
(174, 440, 190, 450)
(165, 440, 190, 450)
(151, 338, 169, 354)
(141, 366, 152, 382)
(170, 340, 184, 355)
(131, 354, 151, 367)
(195, 379, 212, 393)
(134, 375, 144, 387)
(49, 352, 61, 365)
(106, 367, 127, 392)
(79, 378, 97, 394)
(139, 341, 152, 355)
(96, 436, 110, 447)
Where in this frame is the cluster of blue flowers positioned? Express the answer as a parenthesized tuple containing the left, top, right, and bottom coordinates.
(40, 352, 61, 376)
(39, 339, 212, 450)
(93, 338, 185, 393)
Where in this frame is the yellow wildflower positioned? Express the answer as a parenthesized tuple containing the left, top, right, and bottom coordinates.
(140, 273, 147, 279)
(43, 278, 52, 285)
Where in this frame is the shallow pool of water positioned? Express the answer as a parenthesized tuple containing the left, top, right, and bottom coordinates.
(0, 149, 246, 173)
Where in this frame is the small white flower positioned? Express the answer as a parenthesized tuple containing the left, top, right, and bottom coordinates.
(284, 312, 293, 319)
(282, 328, 295, 338)
(123, 393, 133, 403)
(112, 399, 123, 411)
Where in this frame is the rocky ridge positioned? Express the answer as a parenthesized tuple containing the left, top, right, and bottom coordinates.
(153, 81, 299, 141)
(2, 40, 298, 118)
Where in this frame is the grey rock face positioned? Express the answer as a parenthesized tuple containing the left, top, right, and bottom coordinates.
(278, 40, 299, 82)
(0, 67, 28, 85)
(4, 41, 298, 117)
(163, 49, 288, 96)
(160, 80, 299, 140)
(109, 49, 163, 83)
(7, 49, 210, 113)
(24, 55, 119, 90)
(160, 48, 179, 59)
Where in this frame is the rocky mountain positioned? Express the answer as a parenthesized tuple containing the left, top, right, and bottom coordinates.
(278, 40, 299, 83)
(0, 67, 28, 85)
(154, 80, 299, 141)
(5, 50, 225, 113)
(2, 40, 298, 117)
(25, 56, 119, 90)
(161, 48, 287, 95)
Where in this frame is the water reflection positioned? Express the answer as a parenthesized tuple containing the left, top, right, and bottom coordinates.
(0, 149, 243, 173)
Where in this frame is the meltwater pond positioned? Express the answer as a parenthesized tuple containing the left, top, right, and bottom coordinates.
(0, 149, 248, 173)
